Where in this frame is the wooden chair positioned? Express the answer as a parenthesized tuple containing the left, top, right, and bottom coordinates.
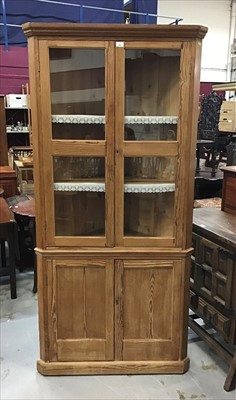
(0, 198, 19, 299)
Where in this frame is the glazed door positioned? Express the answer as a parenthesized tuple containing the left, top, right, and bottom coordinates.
(47, 259, 114, 362)
(39, 41, 115, 247)
(114, 41, 196, 247)
(115, 259, 185, 361)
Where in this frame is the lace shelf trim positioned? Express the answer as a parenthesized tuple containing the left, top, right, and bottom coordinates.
(52, 115, 178, 125)
(54, 182, 175, 193)
(125, 116, 178, 124)
(125, 183, 175, 193)
(52, 115, 105, 124)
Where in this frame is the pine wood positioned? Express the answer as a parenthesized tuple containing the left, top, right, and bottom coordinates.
(46, 259, 114, 362)
(37, 358, 189, 375)
(23, 23, 207, 376)
(123, 142, 178, 156)
(23, 23, 207, 40)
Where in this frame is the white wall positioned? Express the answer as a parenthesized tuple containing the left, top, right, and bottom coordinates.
(157, 0, 235, 82)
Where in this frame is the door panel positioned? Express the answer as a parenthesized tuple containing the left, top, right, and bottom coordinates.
(115, 259, 184, 361)
(214, 247, 234, 309)
(53, 155, 105, 237)
(115, 43, 182, 247)
(48, 259, 114, 362)
(198, 237, 217, 299)
(38, 40, 115, 247)
(49, 47, 106, 140)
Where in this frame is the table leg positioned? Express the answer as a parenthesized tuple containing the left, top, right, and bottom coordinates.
(8, 224, 17, 299)
(29, 218, 37, 293)
(224, 351, 236, 392)
(0, 239, 6, 266)
(196, 145, 201, 175)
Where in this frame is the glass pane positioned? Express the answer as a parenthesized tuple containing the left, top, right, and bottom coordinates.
(125, 49, 180, 141)
(53, 156, 105, 236)
(49, 48, 105, 140)
(125, 156, 176, 181)
(124, 156, 176, 237)
(124, 192, 175, 237)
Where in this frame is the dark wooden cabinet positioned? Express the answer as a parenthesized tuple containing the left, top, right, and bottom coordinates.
(221, 166, 236, 216)
(190, 208, 236, 346)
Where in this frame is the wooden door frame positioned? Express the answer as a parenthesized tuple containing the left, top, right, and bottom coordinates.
(114, 41, 182, 247)
(38, 40, 115, 247)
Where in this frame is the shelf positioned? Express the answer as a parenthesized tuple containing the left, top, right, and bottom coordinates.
(52, 115, 105, 124)
(52, 115, 178, 125)
(212, 82, 236, 91)
(125, 183, 175, 193)
(54, 182, 175, 193)
(125, 116, 178, 124)
(54, 182, 105, 192)
(7, 130, 30, 134)
(5, 107, 30, 110)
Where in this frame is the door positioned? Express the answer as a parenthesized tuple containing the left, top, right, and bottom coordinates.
(114, 41, 198, 248)
(115, 259, 185, 361)
(38, 41, 115, 247)
(46, 259, 114, 362)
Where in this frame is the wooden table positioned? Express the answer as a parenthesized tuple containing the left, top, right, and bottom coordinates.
(0, 197, 18, 298)
(190, 208, 236, 391)
(12, 198, 37, 293)
(0, 166, 18, 198)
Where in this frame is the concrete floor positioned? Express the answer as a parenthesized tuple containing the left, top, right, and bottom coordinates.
(0, 271, 235, 400)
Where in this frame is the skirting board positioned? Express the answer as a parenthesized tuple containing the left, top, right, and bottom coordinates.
(37, 358, 190, 376)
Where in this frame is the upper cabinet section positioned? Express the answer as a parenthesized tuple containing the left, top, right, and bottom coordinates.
(23, 24, 207, 248)
(50, 48, 106, 140)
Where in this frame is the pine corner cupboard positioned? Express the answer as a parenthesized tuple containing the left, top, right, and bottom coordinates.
(23, 23, 207, 376)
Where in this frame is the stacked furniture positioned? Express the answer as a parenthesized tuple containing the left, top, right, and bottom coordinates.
(219, 101, 236, 133)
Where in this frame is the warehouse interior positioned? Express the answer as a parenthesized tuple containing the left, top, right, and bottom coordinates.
(0, 1, 236, 399)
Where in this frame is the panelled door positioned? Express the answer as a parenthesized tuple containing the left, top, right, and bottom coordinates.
(115, 259, 185, 361)
(46, 259, 114, 362)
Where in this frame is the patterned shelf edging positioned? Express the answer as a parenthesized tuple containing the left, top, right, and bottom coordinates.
(52, 115, 178, 125)
(124, 183, 175, 193)
(124, 116, 178, 124)
(52, 115, 105, 124)
(54, 182, 105, 192)
(54, 182, 175, 193)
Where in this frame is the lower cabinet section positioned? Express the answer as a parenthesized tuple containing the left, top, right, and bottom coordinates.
(37, 254, 190, 375)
